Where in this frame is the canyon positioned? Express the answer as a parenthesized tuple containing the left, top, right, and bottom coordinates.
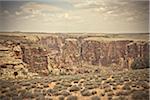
(0, 32, 149, 100)
(0, 32, 149, 78)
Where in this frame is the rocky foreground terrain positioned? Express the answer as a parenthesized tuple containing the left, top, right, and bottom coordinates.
(0, 32, 149, 100)
(0, 68, 149, 100)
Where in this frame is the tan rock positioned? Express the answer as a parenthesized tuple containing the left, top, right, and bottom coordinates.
(0, 45, 10, 51)
(14, 64, 24, 69)
(52, 68, 60, 75)
(0, 58, 23, 65)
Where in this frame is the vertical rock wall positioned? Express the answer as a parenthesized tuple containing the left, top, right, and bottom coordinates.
(22, 46, 48, 75)
(0, 34, 149, 76)
(25, 36, 148, 75)
(82, 40, 149, 69)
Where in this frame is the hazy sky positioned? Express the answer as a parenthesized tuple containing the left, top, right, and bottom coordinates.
(0, 0, 149, 33)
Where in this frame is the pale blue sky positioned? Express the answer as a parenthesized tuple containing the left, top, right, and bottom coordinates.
(0, 0, 149, 33)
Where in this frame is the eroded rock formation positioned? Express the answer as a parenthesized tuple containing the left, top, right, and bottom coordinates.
(0, 42, 38, 79)
(0, 33, 149, 77)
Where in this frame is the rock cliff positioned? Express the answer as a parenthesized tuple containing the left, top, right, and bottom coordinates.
(0, 33, 149, 77)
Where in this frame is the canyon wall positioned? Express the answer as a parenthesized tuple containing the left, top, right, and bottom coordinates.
(0, 33, 149, 77)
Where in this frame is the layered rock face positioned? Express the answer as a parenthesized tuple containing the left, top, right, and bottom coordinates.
(22, 46, 48, 75)
(0, 41, 38, 79)
(82, 40, 149, 69)
(0, 33, 149, 77)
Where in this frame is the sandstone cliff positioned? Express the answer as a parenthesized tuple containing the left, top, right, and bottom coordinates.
(0, 33, 149, 77)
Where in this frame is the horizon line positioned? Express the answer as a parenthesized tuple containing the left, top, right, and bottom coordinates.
(0, 31, 149, 34)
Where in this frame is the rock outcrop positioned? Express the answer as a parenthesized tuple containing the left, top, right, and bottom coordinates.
(0, 40, 38, 79)
(0, 33, 149, 77)
(82, 40, 149, 69)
